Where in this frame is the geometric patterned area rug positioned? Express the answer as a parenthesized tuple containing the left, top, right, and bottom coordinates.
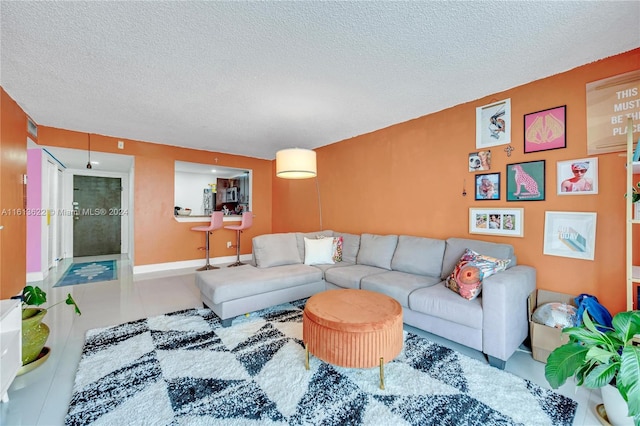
(54, 260, 117, 288)
(64, 299, 577, 426)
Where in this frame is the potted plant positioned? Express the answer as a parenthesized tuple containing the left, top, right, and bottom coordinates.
(21, 285, 81, 368)
(631, 182, 640, 204)
(544, 310, 640, 425)
(631, 182, 640, 220)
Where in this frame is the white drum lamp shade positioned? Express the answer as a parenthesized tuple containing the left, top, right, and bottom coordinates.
(276, 148, 317, 179)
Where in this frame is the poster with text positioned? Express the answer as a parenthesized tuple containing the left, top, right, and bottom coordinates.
(586, 70, 640, 155)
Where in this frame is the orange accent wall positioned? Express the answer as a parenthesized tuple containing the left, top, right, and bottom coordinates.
(273, 48, 640, 314)
(2, 49, 638, 311)
(37, 128, 273, 266)
(0, 88, 28, 299)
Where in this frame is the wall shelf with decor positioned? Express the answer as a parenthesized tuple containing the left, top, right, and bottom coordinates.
(626, 117, 639, 310)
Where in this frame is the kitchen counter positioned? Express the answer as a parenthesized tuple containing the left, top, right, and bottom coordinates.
(174, 215, 242, 223)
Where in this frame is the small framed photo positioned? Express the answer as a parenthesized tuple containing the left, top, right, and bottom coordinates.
(543, 211, 597, 260)
(557, 158, 598, 195)
(469, 207, 524, 237)
(468, 150, 492, 172)
(506, 160, 545, 201)
(475, 173, 500, 200)
(476, 99, 511, 148)
(524, 105, 566, 153)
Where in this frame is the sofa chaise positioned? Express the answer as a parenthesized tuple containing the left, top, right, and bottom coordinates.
(195, 230, 536, 368)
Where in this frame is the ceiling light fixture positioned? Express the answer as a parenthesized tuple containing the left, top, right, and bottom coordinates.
(275, 148, 317, 179)
(275, 148, 322, 230)
(86, 134, 92, 169)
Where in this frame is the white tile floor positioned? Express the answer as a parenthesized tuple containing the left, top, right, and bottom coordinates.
(1, 255, 601, 425)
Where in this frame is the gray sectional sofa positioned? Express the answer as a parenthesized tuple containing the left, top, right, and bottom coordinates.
(195, 230, 536, 369)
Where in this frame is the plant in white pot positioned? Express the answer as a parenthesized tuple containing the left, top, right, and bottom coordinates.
(545, 310, 640, 425)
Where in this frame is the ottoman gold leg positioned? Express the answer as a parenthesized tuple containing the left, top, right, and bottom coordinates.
(379, 357, 385, 390)
(305, 343, 309, 370)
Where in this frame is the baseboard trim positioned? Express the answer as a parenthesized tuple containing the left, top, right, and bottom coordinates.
(132, 254, 252, 275)
(26, 271, 45, 283)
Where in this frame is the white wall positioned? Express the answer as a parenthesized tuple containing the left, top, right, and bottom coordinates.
(174, 172, 216, 215)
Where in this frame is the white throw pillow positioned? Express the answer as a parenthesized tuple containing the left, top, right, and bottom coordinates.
(304, 237, 335, 265)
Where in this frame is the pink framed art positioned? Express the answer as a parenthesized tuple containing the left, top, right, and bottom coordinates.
(524, 105, 566, 153)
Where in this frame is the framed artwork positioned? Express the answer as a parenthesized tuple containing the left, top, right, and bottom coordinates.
(543, 211, 597, 260)
(586, 69, 640, 154)
(524, 105, 566, 153)
(556, 157, 598, 195)
(469, 208, 524, 237)
(506, 160, 545, 201)
(468, 150, 491, 172)
(476, 99, 511, 148)
(475, 173, 500, 200)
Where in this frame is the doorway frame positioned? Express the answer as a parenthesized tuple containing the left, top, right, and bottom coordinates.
(45, 158, 63, 270)
(26, 145, 65, 282)
(62, 168, 132, 259)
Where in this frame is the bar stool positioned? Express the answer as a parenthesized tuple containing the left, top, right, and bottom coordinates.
(225, 211, 253, 267)
(191, 211, 224, 271)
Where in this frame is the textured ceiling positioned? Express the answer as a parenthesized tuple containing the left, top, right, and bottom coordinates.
(1, 1, 639, 162)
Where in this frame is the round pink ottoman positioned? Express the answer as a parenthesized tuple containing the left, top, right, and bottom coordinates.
(303, 289, 403, 388)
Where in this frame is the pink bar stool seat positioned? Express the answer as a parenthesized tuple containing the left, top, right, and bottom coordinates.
(224, 211, 253, 267)
(191, 211, 224, 271)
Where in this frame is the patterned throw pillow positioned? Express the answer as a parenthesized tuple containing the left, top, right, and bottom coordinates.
(316, 235, 343, 262)
(445, 248, 510, 300)
(332, 236, 343, 262)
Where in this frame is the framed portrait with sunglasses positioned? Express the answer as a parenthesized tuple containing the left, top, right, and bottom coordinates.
(556, 158, 598, 195)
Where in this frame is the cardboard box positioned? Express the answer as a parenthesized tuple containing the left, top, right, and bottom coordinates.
(528, 289, 577, 363)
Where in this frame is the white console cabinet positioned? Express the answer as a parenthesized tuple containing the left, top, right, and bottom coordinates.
(0, 299, 21, 403)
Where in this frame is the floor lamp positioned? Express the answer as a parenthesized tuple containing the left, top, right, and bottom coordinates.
(276, 148, 322, 230)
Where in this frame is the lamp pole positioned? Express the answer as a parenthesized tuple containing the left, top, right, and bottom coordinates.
(315, 176, 322, 231)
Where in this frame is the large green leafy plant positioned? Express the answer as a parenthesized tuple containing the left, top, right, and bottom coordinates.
(545, 310, 640, 423)
(22, 285, 81, 315)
